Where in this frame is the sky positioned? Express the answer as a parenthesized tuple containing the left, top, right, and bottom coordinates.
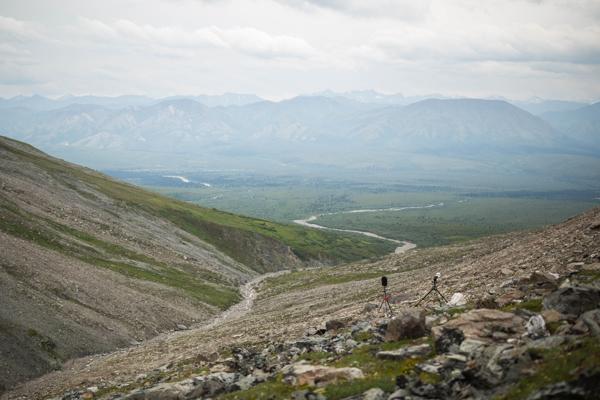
(0, 0, 599, 101)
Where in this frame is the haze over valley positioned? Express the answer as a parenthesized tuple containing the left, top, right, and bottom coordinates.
(1, 93, 599, 192)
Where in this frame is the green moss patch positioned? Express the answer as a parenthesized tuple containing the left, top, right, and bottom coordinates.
(501, 298, 543, 313)
(219, 374, 300, 400)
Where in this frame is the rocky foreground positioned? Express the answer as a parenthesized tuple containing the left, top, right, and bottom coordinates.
(51, 262, 600, 400)
(3, 208, 599, 400)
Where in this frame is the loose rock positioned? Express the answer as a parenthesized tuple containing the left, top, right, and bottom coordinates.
(448, 293, 467, 307)
(376, 343, 431, 360)
(526, 315, 547, 339)
(362, 387, 386, 400)
(281, 362, 364, 386)
(325, 319, 345, 331)
(435, 327, 465, 354)
(384, 308, 427, 341)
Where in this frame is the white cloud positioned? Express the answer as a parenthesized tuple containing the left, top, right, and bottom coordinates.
(350, 16, 600, 66)
(0, 0, 599, 100)
(212, 26, 316, 58)
(76, 17, 316, 59)
(276, 0, 431, 20)
(0, 15, 42, 40)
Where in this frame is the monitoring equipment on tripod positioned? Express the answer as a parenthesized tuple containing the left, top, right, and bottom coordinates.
(378, 276, 394, 316)
(416, 272, 448, 306)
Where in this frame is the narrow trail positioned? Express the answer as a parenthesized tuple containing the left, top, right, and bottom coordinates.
(293, 203, 444, 254)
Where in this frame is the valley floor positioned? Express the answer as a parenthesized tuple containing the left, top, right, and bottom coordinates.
(2, 207, 599, 399)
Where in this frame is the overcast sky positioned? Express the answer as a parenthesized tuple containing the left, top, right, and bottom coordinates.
(1, 0, 599, 100)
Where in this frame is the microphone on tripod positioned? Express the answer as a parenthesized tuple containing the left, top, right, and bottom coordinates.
(378, 276, 394, 316)
(416, 272, 448, 306)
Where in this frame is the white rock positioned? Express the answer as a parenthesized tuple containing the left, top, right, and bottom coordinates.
(363, 387, 386, 400)
(526, 315, 547, 339)
(376, 343, 431, 360)
(448, 293, 467, 306)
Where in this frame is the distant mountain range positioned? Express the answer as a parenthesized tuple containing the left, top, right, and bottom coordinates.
(0, 93, 264, 111)
(0, 93, 598, 189)
(0, 92, 592, 113)
(541, 103, 600, 148)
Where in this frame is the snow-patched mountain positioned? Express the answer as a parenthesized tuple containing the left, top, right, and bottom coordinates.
(0, 97, 564, 151)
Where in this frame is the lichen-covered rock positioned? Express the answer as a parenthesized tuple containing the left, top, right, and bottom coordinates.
(281, 362, 364, 386)
(435, 327, 465, 353)
(376, 343, 431, 360)
(432, 309, 525, 342)
(124, 372, 240, 400)
(543, 285, 600, 317)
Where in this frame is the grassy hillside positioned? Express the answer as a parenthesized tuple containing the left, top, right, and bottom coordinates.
(0, 136, 395, 271)
(0, 196, 239, 308)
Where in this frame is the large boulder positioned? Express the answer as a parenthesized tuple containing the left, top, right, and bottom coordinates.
(325, 319, 345, 331)
(432, 309, 525, 343)
(543, 285, 600, 317)
(528, 271, 559, 288)
(384, 308, 427, 341)
(281, 362, 364, 386)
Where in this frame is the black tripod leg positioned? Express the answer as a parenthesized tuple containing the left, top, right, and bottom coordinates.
(416, 288, 434, 306)
(434, 289, 448, 304)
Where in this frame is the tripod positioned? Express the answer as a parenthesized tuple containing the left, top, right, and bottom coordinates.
(378, 286, 394, 317)
(416, 275, 447, 306)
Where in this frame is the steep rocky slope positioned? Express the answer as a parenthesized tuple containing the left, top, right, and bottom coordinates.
(0, 136, 391, 391)
(4, 205, 598, 399)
